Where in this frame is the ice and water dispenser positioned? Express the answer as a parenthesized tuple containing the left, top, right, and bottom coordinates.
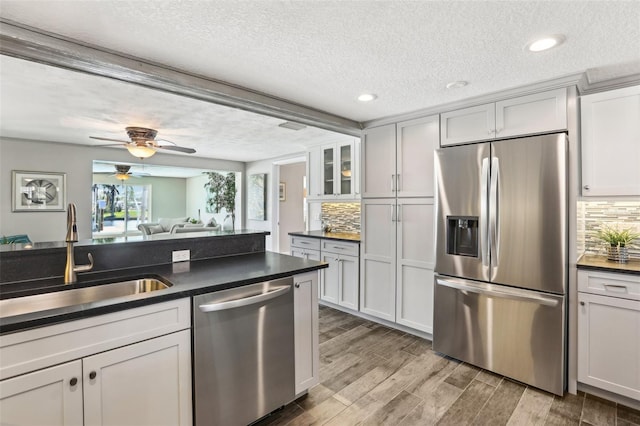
(446, 216, 479, 257)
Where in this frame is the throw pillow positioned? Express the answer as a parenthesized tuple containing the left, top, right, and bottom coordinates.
(147, 224, 165, 235)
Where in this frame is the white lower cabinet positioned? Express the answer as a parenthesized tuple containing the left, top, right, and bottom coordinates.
(360, 198, 435, 333)
(578, 270, 640, 400)
(0, 360, 84, 426)
(320, 240, 359, 310)
(83, 330, 192, 426)
(0, 299, 192, 426)
(293, 272, 319, 395)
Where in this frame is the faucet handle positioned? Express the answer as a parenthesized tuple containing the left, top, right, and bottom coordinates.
(74, 253, 94, 273)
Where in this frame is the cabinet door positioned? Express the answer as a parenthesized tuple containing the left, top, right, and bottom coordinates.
(338, 254, 359, 310)
(396, 115, 439, 197)
(336, 141, 355, 198)
(320, 144, 336, 197)
(83, 330, 192, 426)
(0, 360, 83, 426)
(581, 85, 640, 196)
(578, 292, 640, 400)
(306, 147, 323, 200)
(495, 88, 567, 138)
(360, 199, 397, 321)
(362, 124, 396, 198)
(294, 272, 319, 394)
(440, 103, 495, 146)
(320, 253, 340, 304)
(396, 198, 435, 333)
(354, 138, 361, 197)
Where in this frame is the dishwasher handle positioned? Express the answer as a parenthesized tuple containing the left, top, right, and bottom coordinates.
(198, 285, 290, 312)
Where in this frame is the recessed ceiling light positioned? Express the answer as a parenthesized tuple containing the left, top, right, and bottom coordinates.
(357, 93, 377, 102)
(446, 81, 468, 89)
(526, 35, 566, 52)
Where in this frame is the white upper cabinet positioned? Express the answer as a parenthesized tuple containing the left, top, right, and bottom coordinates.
(441, 88, 568, 146)
(362, 124, 396, 198)
(308, 139, 358, 201)
(440, 103, 495, 146)
(396, 115, 440, 198)
(580, 85, 640, 196)
(495, 88, 567, 138)
(362, 115, 439, 198)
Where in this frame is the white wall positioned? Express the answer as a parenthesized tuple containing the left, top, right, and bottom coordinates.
(0, 137, 244, 242)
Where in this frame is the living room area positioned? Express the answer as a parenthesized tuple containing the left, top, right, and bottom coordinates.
(92, 160, 241, 238)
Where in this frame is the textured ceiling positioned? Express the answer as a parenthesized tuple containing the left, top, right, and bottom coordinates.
(1, 1, 639, 161)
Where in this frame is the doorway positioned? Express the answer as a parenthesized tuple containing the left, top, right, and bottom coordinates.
(277, 161, 306, 253)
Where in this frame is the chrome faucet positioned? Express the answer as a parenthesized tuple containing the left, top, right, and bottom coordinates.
(65, 203, 94, 284)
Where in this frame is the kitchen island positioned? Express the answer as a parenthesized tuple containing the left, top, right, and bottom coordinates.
(0, 231, 326, 426)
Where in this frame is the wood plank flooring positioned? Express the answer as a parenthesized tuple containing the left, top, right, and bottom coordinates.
(255, 305, 640, 426)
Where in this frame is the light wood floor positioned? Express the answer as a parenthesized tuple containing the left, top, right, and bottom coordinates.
(256, 305, 640, 426)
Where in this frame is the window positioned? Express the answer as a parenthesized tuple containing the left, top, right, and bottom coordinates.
(92, 183, 151, 236)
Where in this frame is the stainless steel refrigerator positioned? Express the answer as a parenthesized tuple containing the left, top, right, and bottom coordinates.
(433, 133, 567, 395)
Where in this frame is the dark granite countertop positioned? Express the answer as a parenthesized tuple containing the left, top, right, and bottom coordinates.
(0, 251, 327, 334)
(289, 230, 360, 243)
(577, 254, 640, 275)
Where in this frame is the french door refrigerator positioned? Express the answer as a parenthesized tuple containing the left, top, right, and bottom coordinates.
(433, 133, 567, 395)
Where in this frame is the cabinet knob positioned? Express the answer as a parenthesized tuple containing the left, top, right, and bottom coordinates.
(583, 185, 590, 190)
(295, 283, 300, 288)
(89, 371, 97, 380)
(580, 301, 585, 306)
(488, 129, 494, 135)
(70, 377, 78, 387)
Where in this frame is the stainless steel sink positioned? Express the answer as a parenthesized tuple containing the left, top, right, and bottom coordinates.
(0, 278, 172, 320)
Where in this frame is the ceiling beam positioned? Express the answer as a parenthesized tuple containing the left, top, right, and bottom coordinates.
(0, 19, 363, 136)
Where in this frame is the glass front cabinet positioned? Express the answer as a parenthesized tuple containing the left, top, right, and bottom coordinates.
(308, 142, 360, 200)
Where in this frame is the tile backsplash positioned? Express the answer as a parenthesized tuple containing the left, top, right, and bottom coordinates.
(577, 200, 640, 259)
(321, 203, 361, 233)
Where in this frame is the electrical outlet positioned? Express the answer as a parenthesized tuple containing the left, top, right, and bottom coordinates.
(172, 250, 190, 263)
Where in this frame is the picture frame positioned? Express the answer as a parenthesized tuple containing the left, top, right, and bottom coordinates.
(12, 170, 66, 212)
(248, 173, 267, 221)
(279, 182, 286, 201)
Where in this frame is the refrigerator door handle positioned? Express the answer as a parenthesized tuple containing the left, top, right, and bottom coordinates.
(436, 277, 559, 307)
(490, 157, 500, 267)
(480, 158, 490, 267)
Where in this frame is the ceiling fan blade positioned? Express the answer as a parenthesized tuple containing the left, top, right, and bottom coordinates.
(156, 145, 196, 154)
(90, 136, 131, 143)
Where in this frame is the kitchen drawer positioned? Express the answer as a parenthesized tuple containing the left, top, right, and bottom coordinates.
(0, 298, 191, 380)
(321, 240, 359, 256)
(290, 236, 321, 251)
(578, 270, 640, 301)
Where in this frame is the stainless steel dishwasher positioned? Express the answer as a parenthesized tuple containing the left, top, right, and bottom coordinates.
(193, 276, 295, 426)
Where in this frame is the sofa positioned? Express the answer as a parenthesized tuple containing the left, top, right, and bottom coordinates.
(138, 217, 220, 235)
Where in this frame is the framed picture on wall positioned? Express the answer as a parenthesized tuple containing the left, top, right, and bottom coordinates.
(279, 182, 286, 201)
(12, 170, 67, 212)
(248, 173, 267, 220)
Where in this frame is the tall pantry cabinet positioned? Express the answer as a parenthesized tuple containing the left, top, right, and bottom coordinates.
(360, 115, 439, 333)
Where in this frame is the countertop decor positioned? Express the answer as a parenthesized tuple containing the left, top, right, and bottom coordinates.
(577, 254, 640, 275)
(289, 230, 360, 243)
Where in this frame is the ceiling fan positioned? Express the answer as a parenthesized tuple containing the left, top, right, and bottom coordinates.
(90, 127, 196, 159)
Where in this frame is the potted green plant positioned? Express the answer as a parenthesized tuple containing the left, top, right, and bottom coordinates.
(204, 172, 237, 230)
(596, 225, 639, 263)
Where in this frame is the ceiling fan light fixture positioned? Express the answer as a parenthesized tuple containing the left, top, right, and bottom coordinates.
(126, 144, 156, 159)
(115, 173, 130, 181)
